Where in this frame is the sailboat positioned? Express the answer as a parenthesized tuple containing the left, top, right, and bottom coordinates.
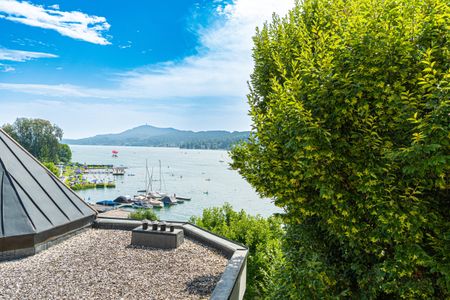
(146, 160, 167, 198)
(135, 160, 164, 208)
(139, 160, 190, 205)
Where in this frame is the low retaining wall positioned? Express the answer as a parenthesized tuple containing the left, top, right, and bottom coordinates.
(0, 224, 91, 262)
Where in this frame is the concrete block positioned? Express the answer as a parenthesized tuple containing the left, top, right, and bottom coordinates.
(131, 226, 184, 249)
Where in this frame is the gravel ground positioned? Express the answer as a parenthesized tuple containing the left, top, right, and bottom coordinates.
(0, 229, 228, 300)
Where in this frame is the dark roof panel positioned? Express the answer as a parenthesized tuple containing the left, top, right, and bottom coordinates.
(11, 176, 54, 233)
(1, 170, 35, 237)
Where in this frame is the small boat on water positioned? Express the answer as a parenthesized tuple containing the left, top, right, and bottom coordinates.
(175, 196, 191, 201)
(113, 194, 164, 209)
(114, 195, 133, 203)
(112, 167, 126, 175)
(161, 196, 178, 206)
(148, 191, 167, 199)
(118, 202, 152, 209)
(96, 200, 119, 206)
(148, 198, 164, 208)
(132, 201, 153, 209)
(134, 194, 147, 201)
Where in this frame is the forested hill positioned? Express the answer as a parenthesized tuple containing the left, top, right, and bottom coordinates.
(63, 125, 250, 150)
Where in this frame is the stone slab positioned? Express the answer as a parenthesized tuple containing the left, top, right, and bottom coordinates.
(131, 226, 184, 249)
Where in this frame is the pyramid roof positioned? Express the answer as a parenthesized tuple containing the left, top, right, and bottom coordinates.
(0, 129, 96, 252)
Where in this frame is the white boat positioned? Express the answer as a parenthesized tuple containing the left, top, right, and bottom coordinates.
(133, 195, 147, 201)
(148, 198, 164, 208)
(148, 191, 167, 199)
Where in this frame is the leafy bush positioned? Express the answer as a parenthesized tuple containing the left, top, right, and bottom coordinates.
(231, 0, 450, 298)
(42, 162, 59, 176)
(129, 209, 158, 221)
(190, 204, 284, 299)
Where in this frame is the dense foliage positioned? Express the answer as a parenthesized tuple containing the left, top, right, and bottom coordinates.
(231, 0, 450, 298)
(2, 118, 72, 164)
(58, 143, 72, 163)
(42, 162, 60, 176)
(190, 204, 284, 299)
(129, 209, 158, 221)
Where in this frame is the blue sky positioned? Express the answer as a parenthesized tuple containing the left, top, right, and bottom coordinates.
(0, 0, 294, 138)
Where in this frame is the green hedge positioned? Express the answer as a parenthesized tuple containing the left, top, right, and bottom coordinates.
(190, 204, 284, 299)
(129, 209, 158, 221)
(231, 0, 450, 298)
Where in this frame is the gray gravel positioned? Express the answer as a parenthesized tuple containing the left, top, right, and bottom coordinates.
(0, 229, 228, 300)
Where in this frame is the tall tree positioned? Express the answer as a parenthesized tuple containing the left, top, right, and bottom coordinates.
(58, 143, 72, 163)
(2, 118, 71, 164)
(231, 0, 449, 298)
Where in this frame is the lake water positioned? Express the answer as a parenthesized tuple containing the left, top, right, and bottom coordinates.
(70, 145, 282, 221)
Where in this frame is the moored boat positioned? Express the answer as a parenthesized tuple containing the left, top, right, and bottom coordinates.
(148, 198, 164, 208)
(96, 200, 119, 206)
(114, 195, 133, 203)
(161, 196, 178, 206)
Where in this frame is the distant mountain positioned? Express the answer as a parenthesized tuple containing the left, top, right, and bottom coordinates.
(63, 125, 250, 150)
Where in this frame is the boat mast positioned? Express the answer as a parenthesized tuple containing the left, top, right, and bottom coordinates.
(149, 167, 153, 192)
(145, 159, 148, 194)
(159, 160, 162, 191)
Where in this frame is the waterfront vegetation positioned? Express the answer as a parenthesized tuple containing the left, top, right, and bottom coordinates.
(42, 162, 60, 176)
(69, 181, 116, 191)
(62, 163, 116, 190)
(129, 209, 158, 221)
(191, 204, 284, 299)
(230, 0, 450, 298)
(2, 118, 72, 163)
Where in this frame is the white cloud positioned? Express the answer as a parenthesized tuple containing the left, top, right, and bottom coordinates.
(0, 48, 57, 61)
(114, 0, 295, 99)
(118, 40, 132, 49)
(0, 0, 111, 45)
(0, 82, 93, 97)
(0, 63, 15, 72)
(0, 0, 294, 99)
(2, 66, 15, 72)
